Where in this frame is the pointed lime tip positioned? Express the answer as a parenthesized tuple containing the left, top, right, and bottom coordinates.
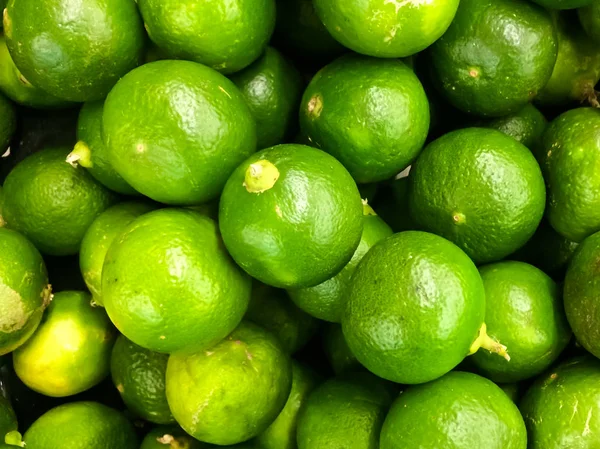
(469, 323, 510, 362)
(66, 141, 93, 168)
(243, 160, 280, 193)
(362, 199, 377, 216)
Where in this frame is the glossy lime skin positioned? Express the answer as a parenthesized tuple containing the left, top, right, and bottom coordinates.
(103, 209, 251, 354)
(219, 144, 363, 289)
(80, 201, 154, 306)
(288, 207, 393, 322)
(0, 228, 49, 356)
(4, 0, 145, 102)
(138, 0, 275, 74)
(342, 231, 486, 384)
(230, 47, 304, 149)
(166, 322, 292, 445)
(481, 104, 547, 153)
(409, 128, 546, 264)
(0, 396, 17, 441)
(472, 262, 571, 383)
(111, 335, 173, 425)
(381, 372, 527, 449)
(313, 0, 459, 58)
(532, 0, 593, 8)
(323, 323, 362, 375)
(0, 92, 15, 151)
(103, 60, 257, 205)
(300, 55, 429, 184)
(140, 426, 206, 449)
(23, 402, 138, 449)
(541, 108, 600, 242)
(579, 1, 600, 43)
(429, 0, 557, 117)
(521, 356, 600, 448)
(2, 147, 116, 256)
(13, 291, 116, 397)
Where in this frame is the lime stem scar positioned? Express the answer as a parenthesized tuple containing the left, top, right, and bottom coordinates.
(243, 160, 280, 193)
(66, 141, 93, 168)
(469, 323, 510, 361)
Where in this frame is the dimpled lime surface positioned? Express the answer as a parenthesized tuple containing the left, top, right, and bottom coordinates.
(299, 55, 429, 183)
(0, 93, 15, 151)
(579, 1, 600, 43)
(23, 401, 138, 449)
(541, 108, 600, 242)
(103, 209, 251, 354)
(2, 147, 116, 256)
(429, 0, 557, 117)
(313, 0, 459, 58)
(111, 335, 173, 425)
(166, 322, 292, 445)
(0, 395, 17, 440)
(80, 201, 155, 305)
(0, 228, 48, 355)
(482, 104, 547, 153)
(381, 372, 527, 449)
(342, 231, 485, 384)
(520, 357, 600, 449)
(230, 47, 304, 149)
(138, 0, 275, 74)
(409, 128, 546, 264)
(472, 262, 571, 383)
(140, 426, 207, 449)
(103, 60, 257, 205)
(531, 0, 593, 8)
(219, 144, 363, 289)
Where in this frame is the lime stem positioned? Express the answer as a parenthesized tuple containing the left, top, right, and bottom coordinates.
(66, 141, 93, 168)
(469, 323, 510, 362)
(243, 160, 280, 193)
(362, 199, 376, 216)
(5, 430, 25, 447)
(582, 82, 600, 108)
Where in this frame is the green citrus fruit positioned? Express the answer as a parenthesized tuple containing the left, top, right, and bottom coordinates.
(0, 92, 15, 152)
(409, 128, 546, 264)
(111, 335, 173, 425)
(531, 0, 593, 8)
(500, 383, 523, 403)
(381, 371, 527, 449)
(471, 261, 571, 383)
(23, 401, 138, 449)
(579, 1, 600, 43)
(322, 323, 362, 375)
(372, 174, 418, 233)
(0, 228, 50, 355)
(481, 103, 547, 153)
(429, 0, 557, 117)
(230, 47, 304, 149)
(80, 201, 155, 306)
(299, 54, 429, 184)
(288, 202, 392, 322)
(0, 396, 17, 442)
(219, 144, 363, 289)
(141, 426, 206, 449)
(2, 147, 116, 256)
(103, 209, 251, 354)
(166, 321, 292, 445)
(103, 60, 257, 205)
(138, 0, 275, 74)
(520, 356, 600, 449)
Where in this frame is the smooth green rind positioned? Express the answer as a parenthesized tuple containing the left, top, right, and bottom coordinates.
(342, 231, 486, 384)
(2, 147, 116, 256)
(322, 323, 362, 375)
(140, 426, 207, 449)
(531, 0, 593, 8)
(481, 104, 547, 153)
(541, 108, 600, 242)
(111, 335, 173, 425)
(138, 0, 276, 74)
(0, 396, 17, 442)
(381, 372, 527, 449)
(0, 228, 49, 355)
(471, 261, 571, 383)
(579, 1, 600, 43)
(409, 128, 546, 264)
(429, 0, 557, 117)
(299, 55, 429, 184)
(219, 144, 363, 289)
(103, 60, 257, 205)
(166, 322, 292, 446)
(0, 93, 15, 152)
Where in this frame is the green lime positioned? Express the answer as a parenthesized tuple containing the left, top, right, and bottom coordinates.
(299, 54, 429, 184)
(0, 186, 4, 221)
(288, 202, 392, 322)
(520, 356, 600, 449)
(429, 0, 557, 117)
(409, 128, 546, 264)
(230, 47, 304, 149)
(579, 1, 600, 43)
(166, 321, 292, 445)
(322, 323, 362, 375)
(481, 104, 547, 153)
(296, 372, 395, 449)
(381, 371, 526, 449)
(103, 209, 251, 354)
(111, 335, 173, 425)
(80, 201, 155, 306)
(471, 261, 571, 383)
(531, 0, 593, 8)
(141, 426, 206, 449)
(138, 0, 275, 74)
(342, 231, 509, 385)
(0, 93, 14, 152)
(23, 401, 138, 449)
(219, 144, 363, 289)
(245, 283, 318, 354)
(313, 0, 459, 58)
(3, 0, 145, 102)
(541, 108, 600, 242)
(13, 291, 116, 397)
(2, 147, 116, 256)
(372, 174, 418, 233)
(0, 228, 50, 355)
(0, 396, 17, 442)
(499, 383, 522, 403)
(103, 60, 257, 205)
